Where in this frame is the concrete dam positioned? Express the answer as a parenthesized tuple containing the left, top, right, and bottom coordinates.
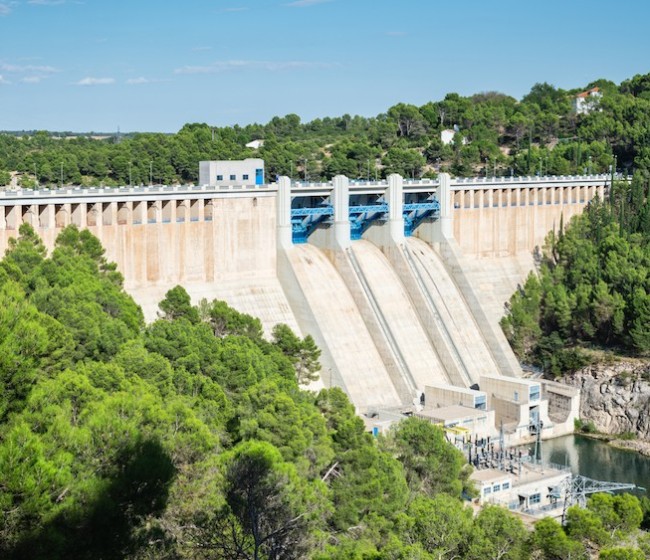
(0, 172, 612, 439)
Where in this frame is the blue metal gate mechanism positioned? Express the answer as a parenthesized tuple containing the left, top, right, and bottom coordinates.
(403, 200, 440, 236)
(349, 203, 389, 240)
(290, 198, 440, 243)
(291, 205, 333, 243)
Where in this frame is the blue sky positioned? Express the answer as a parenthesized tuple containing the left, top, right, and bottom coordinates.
(1, 0, 649, 132)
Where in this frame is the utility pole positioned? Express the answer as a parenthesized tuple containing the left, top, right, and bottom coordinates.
(304, 159, 307, 182)
(60, 161, 63, 188)
(150, 160, 153, 186)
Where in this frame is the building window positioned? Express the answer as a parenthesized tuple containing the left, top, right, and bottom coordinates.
(530, 385, 541, 401)
(230, 174, 236, 181)
(530, 493, 541, 505)
(493, 484, 501, 492)
(502, 482, 510, 490)
(216, 175, 223, 181)
(483, 487, 492, 496)
(243, 174, 249, 180)
(514, 391, 519, 402)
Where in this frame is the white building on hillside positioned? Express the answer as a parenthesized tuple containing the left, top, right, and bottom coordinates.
(441, 128, 467, 146)
(573, 87, 602, 115)
(245, 139, 265, 150)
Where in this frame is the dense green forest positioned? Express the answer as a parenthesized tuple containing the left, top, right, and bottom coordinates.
(2, 223, 650, 559)
(2, 73, 650, 187)
(501, 171, 650, 374)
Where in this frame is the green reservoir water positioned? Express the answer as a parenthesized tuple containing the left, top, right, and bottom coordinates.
(541, 435, 650, 491)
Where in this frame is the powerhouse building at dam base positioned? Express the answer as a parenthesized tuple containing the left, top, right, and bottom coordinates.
(0, 170, 615, 448)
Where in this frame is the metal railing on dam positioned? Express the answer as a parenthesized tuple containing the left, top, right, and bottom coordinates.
(0, 182, 275, 206)
(0, 173, 621, 206)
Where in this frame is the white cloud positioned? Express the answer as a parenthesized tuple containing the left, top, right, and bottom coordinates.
(126, 77, 150, 85)
(75, 77, 115, 86)
(0, 74, 11, 84)
(0, 61, 58, 83)
(28, 0, 67, 5)
(0, 62, 58, 73)
(286, 0, 331, 6)
(0, 3, 12, 15)
(174, 59, 334, 74)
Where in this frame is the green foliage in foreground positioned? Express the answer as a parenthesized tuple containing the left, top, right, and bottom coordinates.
(0, 224, 648, 559)
(501, 172, 650, 374)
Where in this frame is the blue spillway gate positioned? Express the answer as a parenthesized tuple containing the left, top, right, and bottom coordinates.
(403, 201, 440, 237)
(349, 203, 389, 240)
(291, 205, 334, 244)
(290, 200, 440, 243)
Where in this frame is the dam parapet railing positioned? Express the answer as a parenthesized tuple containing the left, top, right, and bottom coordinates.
(0, 173, 624, 204)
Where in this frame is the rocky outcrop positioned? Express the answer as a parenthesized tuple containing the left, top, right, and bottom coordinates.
(562, 360, 650, 438)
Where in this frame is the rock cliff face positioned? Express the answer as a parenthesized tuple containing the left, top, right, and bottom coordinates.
(562, 360, 650, 438)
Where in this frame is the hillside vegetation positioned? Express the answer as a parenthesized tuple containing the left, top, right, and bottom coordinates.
(2, 73, 650, 187)
(501, 174, 650, 375)
(3, 224, 650, 558)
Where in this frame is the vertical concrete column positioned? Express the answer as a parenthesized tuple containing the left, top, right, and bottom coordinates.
(133, 202, 144, 225)
(387, 173, 404, 243)
(169, 200, 177, 223)
(469, 189, 475, 208)
(197, 199, 205, 221)
(95, 203, 103, 230)
(107, 201, 118, 225)
(438, 172, 453, 238)
(0, 206, 5, 229)
(277, 176, 293, 250)
(477, 189, 485, 209)
(598, 184, 606, 200)
(79, 203, 88, 226)
(26, 205, 38, 226)
(332, 175, 351, 249)
(62, 203, 71, 226)
(44, 204, 55, 229)
(125, 201, 134, 225)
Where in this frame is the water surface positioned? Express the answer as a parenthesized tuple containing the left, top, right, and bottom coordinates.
(541, 435, 650, 491)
